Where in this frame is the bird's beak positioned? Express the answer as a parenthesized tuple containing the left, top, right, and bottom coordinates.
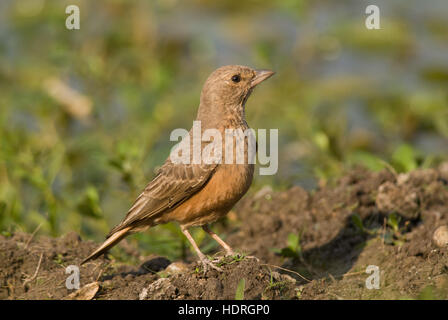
(251, 69, 275, 88)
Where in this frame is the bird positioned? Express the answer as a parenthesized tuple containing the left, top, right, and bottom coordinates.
(81, 65, 275, 271)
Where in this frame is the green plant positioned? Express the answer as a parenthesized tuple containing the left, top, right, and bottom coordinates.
(391, 144, 419, 173)
(352, 212, 407, 246)
(261, 268, 288, 299)
(235, 278, 246, 300)
(351, 213, 376, 235)
(273, 232, 302, 259)
(216, 253, 246, 267)
(382, 213, 409, 246)
(387, 212, 401, 232)
(77, 186, 103, 219)
(351, 213, 365, 232)
(53, 253, 64, 266)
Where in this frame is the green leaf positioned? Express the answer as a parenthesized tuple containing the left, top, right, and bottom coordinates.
(351, 213, 364, 232)
(387, 213, 401, 232)
(271, 233, 302, 259)
(313, 132, 329, 151)
(77, 186, 103, 219)
(235, 278, 246, 300)
(392, 144, 418, 173)
(287, 233, 299, 252)
(347, 151, 387, 172)
(418, 286, 436, 300)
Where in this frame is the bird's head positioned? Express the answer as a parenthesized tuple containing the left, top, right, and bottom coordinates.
(198, 65, 275, 124)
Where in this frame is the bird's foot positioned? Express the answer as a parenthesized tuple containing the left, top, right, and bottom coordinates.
(224, 249, 236, 257)
(200, 256, 223, 273)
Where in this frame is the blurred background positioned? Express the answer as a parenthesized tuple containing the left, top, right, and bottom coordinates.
(1, 0, 447, 261)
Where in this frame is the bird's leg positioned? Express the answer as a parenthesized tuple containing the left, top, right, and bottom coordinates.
(180, 226, 223, 272)
(202, 225, 235, 256)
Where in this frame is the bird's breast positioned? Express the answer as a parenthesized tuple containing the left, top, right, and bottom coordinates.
(158, 123, 255, 227)
(161, 164, 254, 228)
(172, 162, 254, 227)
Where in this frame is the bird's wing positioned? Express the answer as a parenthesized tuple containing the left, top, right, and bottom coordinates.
(107, 160, 217, 237)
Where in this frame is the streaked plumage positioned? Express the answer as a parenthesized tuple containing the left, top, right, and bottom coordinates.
(82, 65, 274, 270)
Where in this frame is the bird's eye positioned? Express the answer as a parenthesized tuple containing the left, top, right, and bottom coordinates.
(231, 74, 241, 83)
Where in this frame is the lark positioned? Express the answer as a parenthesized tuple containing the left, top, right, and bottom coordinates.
(82, 65, 275, 271)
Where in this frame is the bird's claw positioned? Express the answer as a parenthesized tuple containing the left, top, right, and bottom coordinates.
(224, 250, 236, 257)
(200, 257, 223, 273)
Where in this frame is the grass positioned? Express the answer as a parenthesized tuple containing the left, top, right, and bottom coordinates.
(235, 278, 246, 300)
(216, 254, 247, 267)
(351, 211, 409, 247)
(261, 268, 289, 299)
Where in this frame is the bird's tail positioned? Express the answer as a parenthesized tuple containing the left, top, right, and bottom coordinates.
(81, 227, 131, 265)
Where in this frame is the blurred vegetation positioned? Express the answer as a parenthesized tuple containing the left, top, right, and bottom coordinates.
(0, 0, 447, 260)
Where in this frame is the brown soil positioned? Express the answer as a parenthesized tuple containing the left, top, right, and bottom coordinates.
(1, 164, 448, 300)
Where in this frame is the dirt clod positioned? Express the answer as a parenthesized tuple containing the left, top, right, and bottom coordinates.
(433, 226, 448, 248)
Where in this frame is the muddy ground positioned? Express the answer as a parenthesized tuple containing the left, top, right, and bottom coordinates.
(1, 164, 448, 300)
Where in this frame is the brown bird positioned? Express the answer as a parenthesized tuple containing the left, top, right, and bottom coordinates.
(81, 65, 275, 270)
